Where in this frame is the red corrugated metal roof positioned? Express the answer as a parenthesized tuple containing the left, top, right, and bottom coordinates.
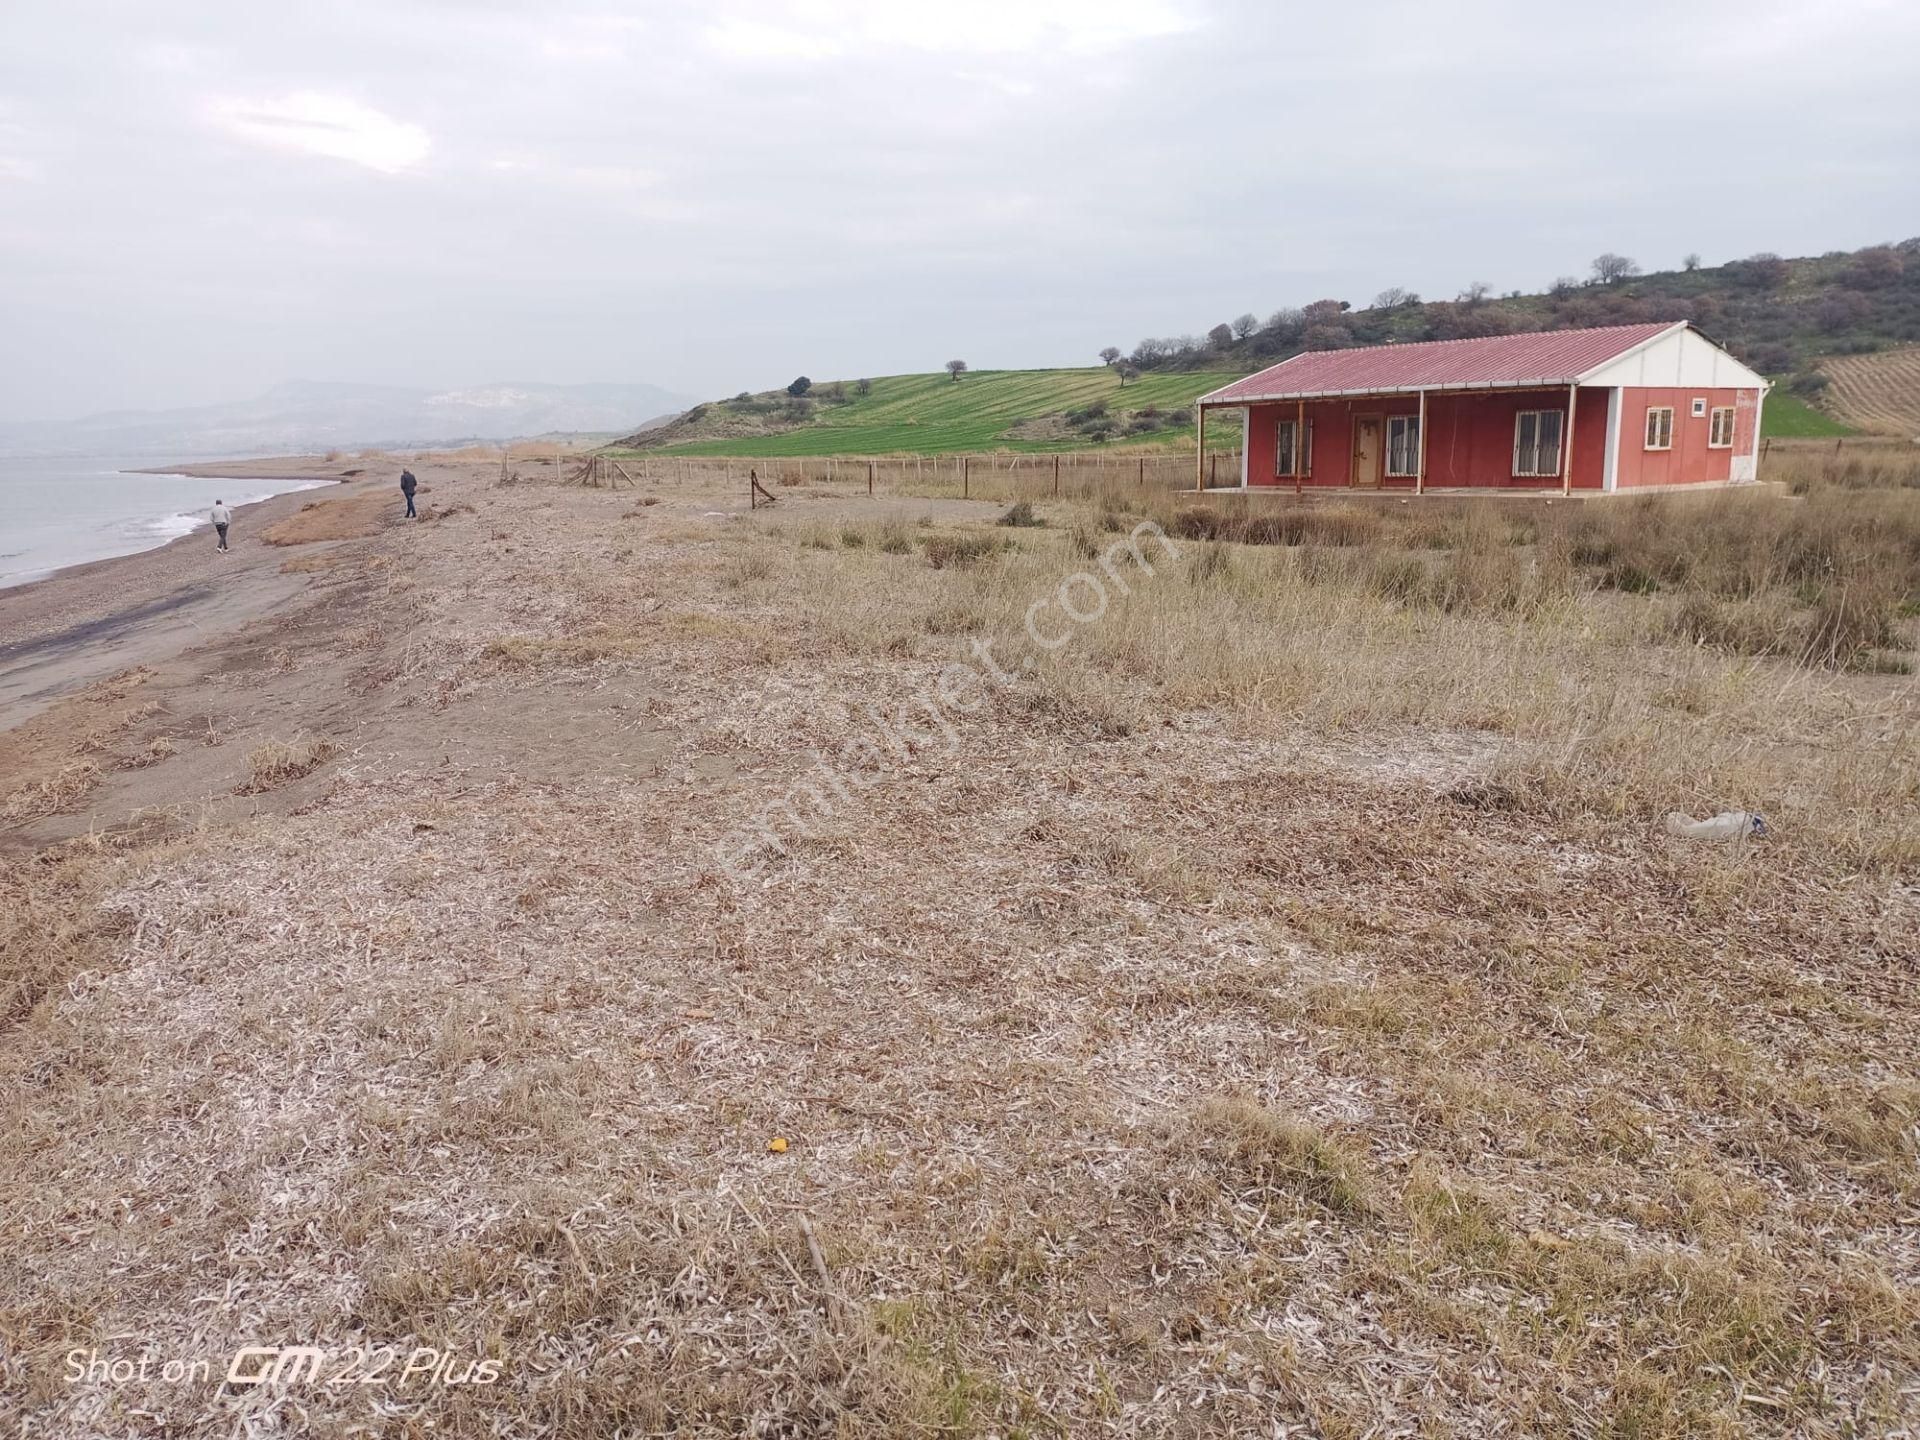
(1198, 322, 1679, 404)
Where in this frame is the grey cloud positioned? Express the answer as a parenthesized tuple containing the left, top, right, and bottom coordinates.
(1, 0, 1915, 422)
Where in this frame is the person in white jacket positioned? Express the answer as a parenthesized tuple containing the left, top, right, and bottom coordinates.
(211, 500, 231, 552)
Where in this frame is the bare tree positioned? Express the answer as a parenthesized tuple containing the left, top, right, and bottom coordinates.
(856, 377, 872, 396)
(1682, 252, 1702, 271)
(1372, 287, 1419, 309)
(1207, 322, 1234, 348)
(1115, 362, 1139, 388)
(1548, 275, 1581, 298)
(1591, 253, 1640, 285)
(1098, 346, 1121, 366)
(1263, 307, 1304, 341)
(945, 359, 968, 383)
(1231, 312, 1259, 340)
(1458, 280, 1491, 307)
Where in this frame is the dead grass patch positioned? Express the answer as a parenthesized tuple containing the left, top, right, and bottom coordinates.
(1191, 1096, 1374, 1217)
(1, 761, 103, 821)
(921, 532, 1006, 569)
(481, 626, 650, 669)
(261, 492, 391, 545)
(238, 733, 341, 792)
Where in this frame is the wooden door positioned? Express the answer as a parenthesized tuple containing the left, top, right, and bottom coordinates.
(1351, 415, 1382, 488)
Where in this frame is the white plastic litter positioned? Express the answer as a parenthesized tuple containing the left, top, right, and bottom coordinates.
(1664, 810, 1768, 841)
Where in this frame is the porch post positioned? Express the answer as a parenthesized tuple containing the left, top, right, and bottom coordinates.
(1561, 381, 1578, 497)
(1415, 388, 1427, 495)
(1195, 404, 1206, 492)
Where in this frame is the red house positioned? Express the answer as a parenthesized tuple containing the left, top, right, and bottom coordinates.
(1193, 321, 1768, 495)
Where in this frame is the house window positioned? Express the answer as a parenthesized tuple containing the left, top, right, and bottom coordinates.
(1691, 398, 1707, 418)
(1275, 417, 1313, 477)
(1386, 415, 1420, 478)
(1708, 406, 1736, 448)
(1512, 409, 1564, 477)
(1645, 406, 1674, 450)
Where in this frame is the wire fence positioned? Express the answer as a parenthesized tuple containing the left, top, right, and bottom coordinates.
(530, 449, 1247, 504)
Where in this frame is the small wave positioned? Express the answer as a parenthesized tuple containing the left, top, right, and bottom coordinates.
(131, 511, 207, 543)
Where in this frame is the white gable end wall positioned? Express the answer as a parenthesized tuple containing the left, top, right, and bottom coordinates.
(1581, 325, 1769, 391)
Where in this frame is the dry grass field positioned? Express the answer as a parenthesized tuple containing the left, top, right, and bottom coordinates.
(1, 447, 1917, 1438)
(1820, 348, 1920, 436)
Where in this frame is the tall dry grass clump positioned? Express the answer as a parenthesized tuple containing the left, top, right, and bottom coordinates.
(239, 734, 341, 793)
(760, 475, 1916, 870)
(1764, 441, 1920, 493)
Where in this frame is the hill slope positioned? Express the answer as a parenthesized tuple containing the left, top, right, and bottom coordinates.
(616, 241, 1917, 458)
(1760, 393, 1854, 438)
(1125, 240, 1919, 426)
(614, 369, 1243, 456)
(1820, 347, 1920, 435)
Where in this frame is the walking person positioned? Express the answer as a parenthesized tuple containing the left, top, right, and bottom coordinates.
(400, 468, 418, 519)
(211, 499, 231, 552)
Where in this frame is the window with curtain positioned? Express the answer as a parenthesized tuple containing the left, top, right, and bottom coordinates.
(1512, 409, 1564, 477)
(1275, 417, 1313, 477)
(1386, 415, 1420, 477)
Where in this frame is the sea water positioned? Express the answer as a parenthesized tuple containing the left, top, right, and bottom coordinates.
(0, 455, 332, 589)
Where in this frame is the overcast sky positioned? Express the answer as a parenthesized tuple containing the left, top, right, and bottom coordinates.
(2, 0, 1916, 421)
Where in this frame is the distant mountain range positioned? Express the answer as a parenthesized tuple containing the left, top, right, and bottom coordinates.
(0, 380, 695, 458)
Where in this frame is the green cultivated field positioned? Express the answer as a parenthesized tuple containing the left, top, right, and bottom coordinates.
(634, 368, 1244, 456)
(618, 364, 1848, 456)
(1761, 392, 1855, 438)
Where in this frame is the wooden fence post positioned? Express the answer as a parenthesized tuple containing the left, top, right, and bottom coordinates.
(867, 460, 874, 496)
(963, 456, 969, 499)
(1053, 454, 1059, 496)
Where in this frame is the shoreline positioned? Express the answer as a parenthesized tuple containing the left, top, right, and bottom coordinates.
(1, 454, 364, 598)
(0, 452, 407, 731)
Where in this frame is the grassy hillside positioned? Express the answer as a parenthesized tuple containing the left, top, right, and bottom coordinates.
(617, 362, 1844, 456)
(612, 369, 1242, 456)
(607, 240, 1919, 457)
(1762, 393, 1854, 438)
(1128, 240, 1919, 427)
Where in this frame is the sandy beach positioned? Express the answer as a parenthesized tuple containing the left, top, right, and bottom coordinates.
(2, 451, 1915, 1437)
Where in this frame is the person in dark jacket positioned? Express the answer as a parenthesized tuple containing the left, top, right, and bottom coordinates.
(400, 468, 418, 519)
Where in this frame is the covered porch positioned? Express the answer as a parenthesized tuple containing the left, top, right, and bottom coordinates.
(1194, 383, 1612, 496)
